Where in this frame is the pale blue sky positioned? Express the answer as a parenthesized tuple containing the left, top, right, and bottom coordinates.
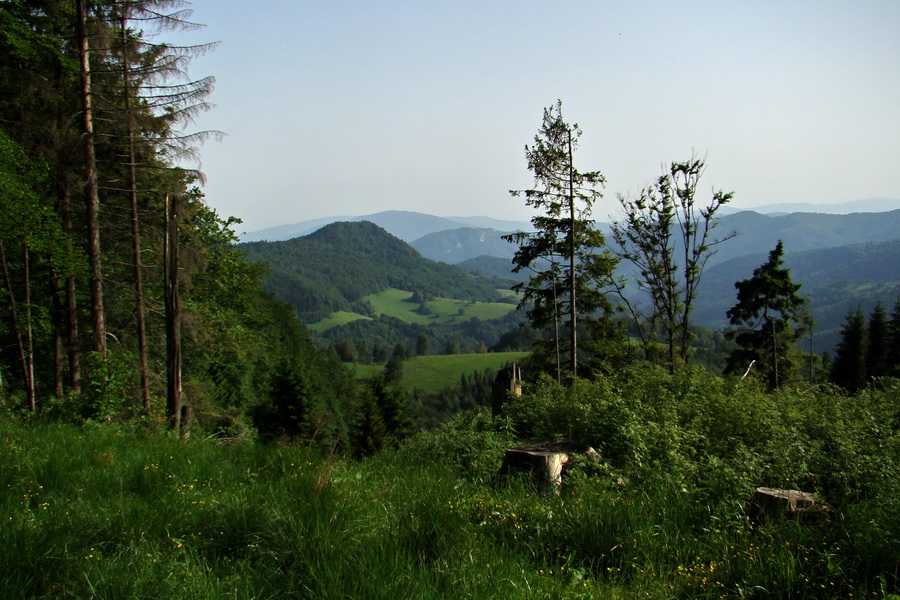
(169, 1, 900, 233)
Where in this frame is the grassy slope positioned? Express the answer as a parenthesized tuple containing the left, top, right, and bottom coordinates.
(3, 400, 893, 600)
(312, 287, 518, 331)
(354, 351, 529, 395)
(307, 311, 372, 333)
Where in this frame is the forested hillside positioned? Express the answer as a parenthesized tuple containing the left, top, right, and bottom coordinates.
(697, 239, 900, 351)
(241, 221, 506, 322)
(0, 1, 384, 450)
(411, 227, 517, 264)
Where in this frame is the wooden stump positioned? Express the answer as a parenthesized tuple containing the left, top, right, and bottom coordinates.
(498, 441, 600, 494)
(752, 487, 833, 521)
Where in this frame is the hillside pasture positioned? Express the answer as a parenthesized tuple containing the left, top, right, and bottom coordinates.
(307, 311, 372, 333)
(353, 351, 528, 396)
(310, 287, 519, 331)
(401, 352, 528, 395)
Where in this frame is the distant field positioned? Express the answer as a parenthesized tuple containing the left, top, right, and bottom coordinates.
(307, 311, 372, 333)
(354, 351, 529, 396)
(310, 287, 519, 331)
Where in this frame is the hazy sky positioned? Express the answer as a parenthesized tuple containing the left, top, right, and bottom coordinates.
(169, 1, 900, 234)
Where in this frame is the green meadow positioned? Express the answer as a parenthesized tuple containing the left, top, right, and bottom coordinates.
(4, 366, 899, 598)
(355, 351, 530, 396)
(310, 288, 518, 331)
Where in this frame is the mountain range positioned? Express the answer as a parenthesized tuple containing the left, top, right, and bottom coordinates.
(240, 199, 900, 355)
(241, 198, 900, 244)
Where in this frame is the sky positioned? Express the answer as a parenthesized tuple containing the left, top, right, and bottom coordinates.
(166, 1, 900, 234)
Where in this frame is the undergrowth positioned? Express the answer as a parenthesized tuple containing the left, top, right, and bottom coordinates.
(2, 367, 898, 598)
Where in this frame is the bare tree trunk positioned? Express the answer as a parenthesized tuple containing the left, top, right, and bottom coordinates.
(59, 183, 81, 394)
(50, 270, 65, 398)
(23, 244, 35, 411)
(164, 194, 182, 431)
(77, 0, 106, 359)
(567, 128, 577, 378)
(0, 241, 33, 409)
(551, 257, 561, 383)
(118, 8, 151, 410)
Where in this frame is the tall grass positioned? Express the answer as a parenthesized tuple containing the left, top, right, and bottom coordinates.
(2, 371, 898, 600)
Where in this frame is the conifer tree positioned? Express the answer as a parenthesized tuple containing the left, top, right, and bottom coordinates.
(886, 299, 900, 377)
(504, 101, 618, 380)
(725, 241, 810, 388)
(830, 307, 869, 392)
(866, 303, 890, 379)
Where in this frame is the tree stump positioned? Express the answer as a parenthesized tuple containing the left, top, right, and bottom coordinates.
(751, 487, 833, 521)
(498, 441, 600, 494)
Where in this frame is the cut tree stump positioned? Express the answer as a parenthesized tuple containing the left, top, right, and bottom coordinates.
(498, 441, 600, 494)
(752, 487, 833, 521)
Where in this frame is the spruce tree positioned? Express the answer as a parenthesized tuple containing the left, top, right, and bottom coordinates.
(866, 303, 890, 379)
(504, 101, 618, 380)
(725, 241, 810, 388)
(830, 307, 869, 392)
(887, 299, 900, 377)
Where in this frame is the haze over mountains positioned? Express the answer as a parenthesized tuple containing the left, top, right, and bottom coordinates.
(241, 197, 900, 244)
(240, 198, 900, 355)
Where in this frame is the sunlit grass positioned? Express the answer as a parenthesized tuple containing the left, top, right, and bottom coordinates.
(0, 417, 892, 599)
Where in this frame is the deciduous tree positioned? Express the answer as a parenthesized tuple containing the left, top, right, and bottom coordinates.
(613, 156, 733, 370)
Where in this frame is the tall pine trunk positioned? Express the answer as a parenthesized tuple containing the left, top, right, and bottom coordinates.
(119, 9, 151, 410)
(0, 241, 33, 409)
(59, 182, 82, 394)
(567, 128, 577, 378)
(165, 194, 182, 430)
(23, 244, 35, 411)
(76, 0, 107, 359)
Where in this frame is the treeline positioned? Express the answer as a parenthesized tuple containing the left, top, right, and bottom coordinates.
(829, 300, 900, 392)
(410, 367, 499, 427)
(318, 310, 528, 360)
(242, 221, 505, 322)
(0, 1, 419, 453)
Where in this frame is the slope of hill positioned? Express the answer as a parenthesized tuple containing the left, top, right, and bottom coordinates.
(709, 210, 900, 267)
(241, 221, 505, 321)
(695, 239, 900, 352)
(411, 227, 517, 264)
(242, 211, 531, 243)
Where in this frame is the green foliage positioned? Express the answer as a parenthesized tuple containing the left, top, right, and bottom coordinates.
(505, 101, 620, 379)
(242, 221, 504, 322)
(3, 374, 900, 599)
(613, 155, 734, 370)
(725, 240, 812, 388)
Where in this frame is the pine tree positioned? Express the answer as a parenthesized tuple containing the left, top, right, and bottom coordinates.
(504, 100, 618, 380)
(887, 299, 900, 377)
(866, 303, 890, 379)
(830, 307, 869, 392)
(725, 241, 810, 388)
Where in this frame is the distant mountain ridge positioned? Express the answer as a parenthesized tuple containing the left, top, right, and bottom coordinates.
(241, 198, 900, 243)
(240, 221, 503, 322)
(411, 227, 517, 264)
(727, 197, 900, 216)
(242, 210, 532, 243)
